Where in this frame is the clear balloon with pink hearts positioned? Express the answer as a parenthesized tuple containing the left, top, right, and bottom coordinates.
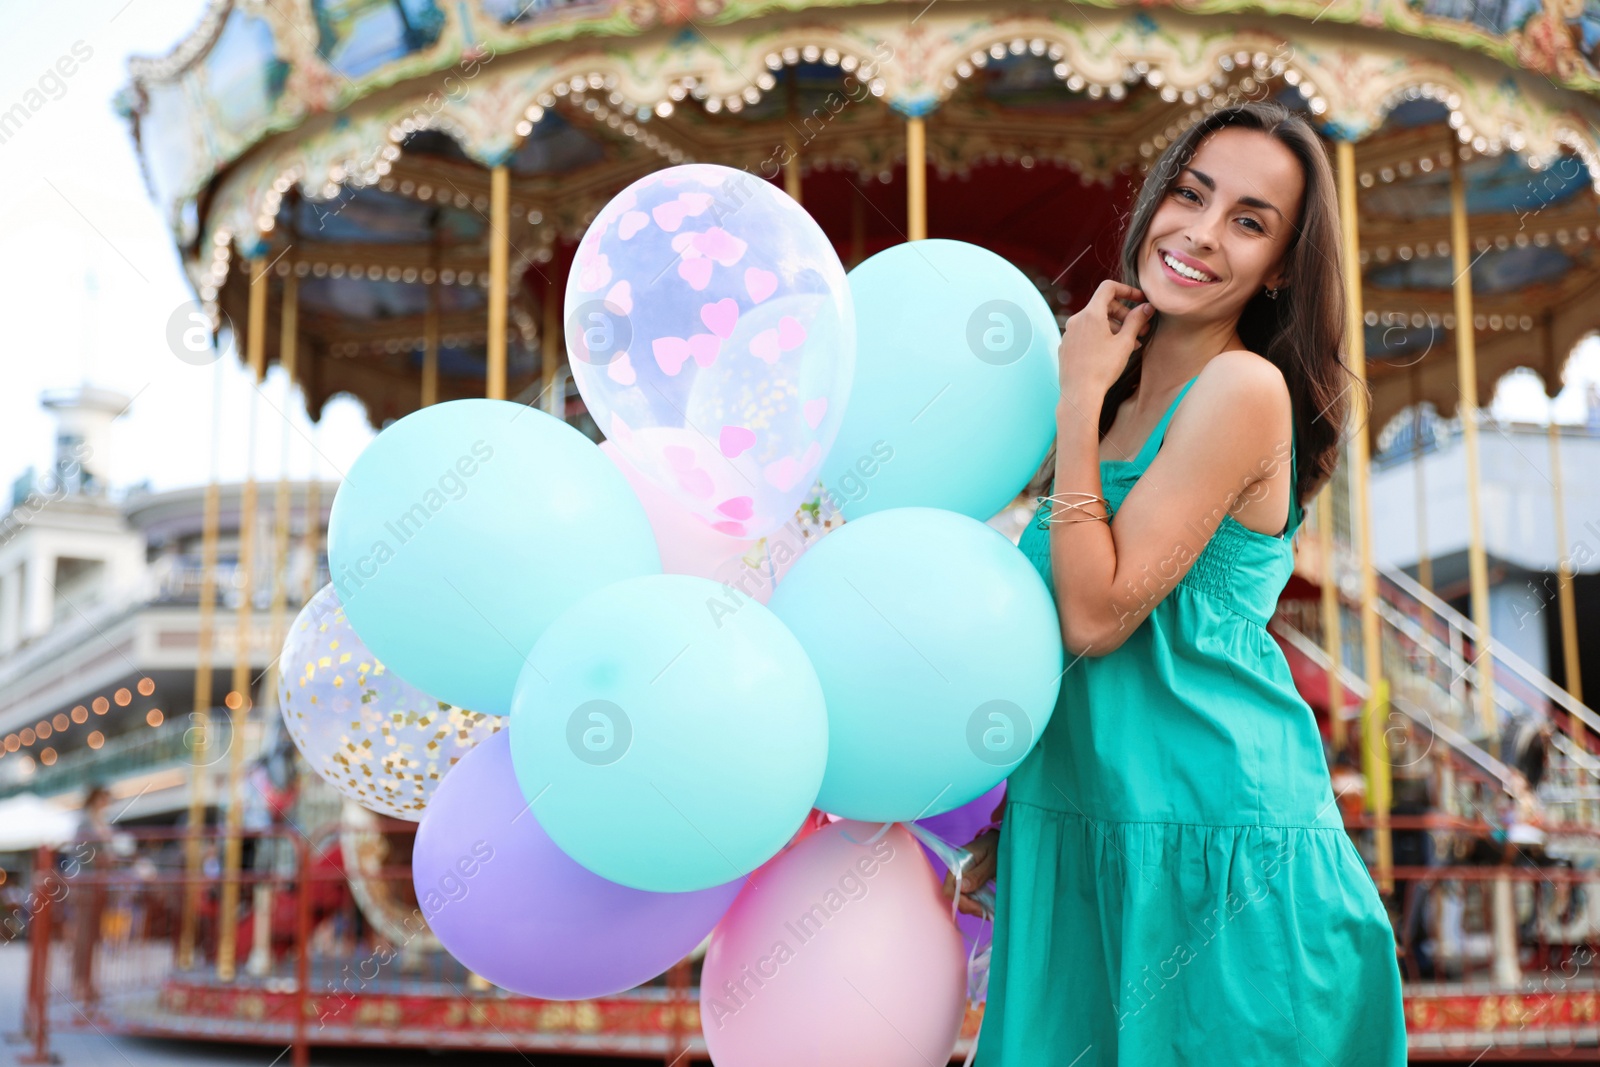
(565, 163, 855, 541)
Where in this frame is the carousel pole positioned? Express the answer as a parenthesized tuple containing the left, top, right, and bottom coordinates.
(1315, 487, 1346, 752)
(218, 256, 267, 981)
(178, 348, 227, 970)
(906, 114, 927, 241)
(1335, 139, 1392, 892)
(1447, 141, 1499, 750)
(248, 262, 298, 977)
(1410, 366, 1433, 594)
(302, 420, 322, 604)
(542, 261, 564, 418)
(423, 237, 440, 408)
(1543, 314, 1584, 709)
(784, 72, 802, 204)
(1447, 140, 1519, 988)
(487, 164, 510, 401)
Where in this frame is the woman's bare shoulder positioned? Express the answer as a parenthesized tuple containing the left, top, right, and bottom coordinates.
(1170, 351, 1292, 456)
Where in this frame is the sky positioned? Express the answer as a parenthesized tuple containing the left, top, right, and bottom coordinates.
(0, 1, 1596, 500)
(0, 0, 374, 500)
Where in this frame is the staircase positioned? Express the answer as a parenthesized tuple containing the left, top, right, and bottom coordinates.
(1272, 530, 1600, 843)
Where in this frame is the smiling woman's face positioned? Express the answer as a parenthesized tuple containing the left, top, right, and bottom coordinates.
(1137, 126, 1306, 320)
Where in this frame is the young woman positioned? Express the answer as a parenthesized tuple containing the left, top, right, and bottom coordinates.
(946, 101, 1408, 1064)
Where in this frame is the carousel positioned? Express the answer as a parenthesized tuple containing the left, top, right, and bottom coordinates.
(81, 0, 1600, 1059)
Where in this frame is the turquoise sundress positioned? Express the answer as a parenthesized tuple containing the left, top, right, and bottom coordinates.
(977, 374, 1407, 1066)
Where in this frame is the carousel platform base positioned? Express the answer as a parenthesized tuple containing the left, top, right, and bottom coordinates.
(65, 971, 987, 1059)
(1400, 980, 1600, 1060)
(51, 973, 1600, 1060)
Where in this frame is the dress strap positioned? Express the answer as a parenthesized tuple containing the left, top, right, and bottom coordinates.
(1129, 375, 1201, 469)
(1281, 427, 1302, 540)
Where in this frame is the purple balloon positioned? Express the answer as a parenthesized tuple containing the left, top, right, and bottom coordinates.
(413, 729, 742, 999)
(914, 782, 1005, 953)
(917, 781, 1005, 848)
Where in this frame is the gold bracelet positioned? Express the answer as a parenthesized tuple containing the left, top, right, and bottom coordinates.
(1034, 493, 1113, 529)
(1039, 491, 1110, 509)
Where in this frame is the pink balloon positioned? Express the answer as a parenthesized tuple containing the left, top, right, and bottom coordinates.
(700, 821, 967, 1067)
(601, 440, 818, 605)
(601, 440, 753, 576)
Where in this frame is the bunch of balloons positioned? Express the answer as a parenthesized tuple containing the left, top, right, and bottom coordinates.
(277, 162, 1067, 1067)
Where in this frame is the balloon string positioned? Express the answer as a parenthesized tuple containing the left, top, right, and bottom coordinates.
(903, 821, 994, 1065)
(838, 820, 895, 846)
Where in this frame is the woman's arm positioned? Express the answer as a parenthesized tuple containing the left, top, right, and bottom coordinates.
(1050, 349, 1293, 658)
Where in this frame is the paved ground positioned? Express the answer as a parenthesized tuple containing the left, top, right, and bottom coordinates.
(0, 944, 669, 1067)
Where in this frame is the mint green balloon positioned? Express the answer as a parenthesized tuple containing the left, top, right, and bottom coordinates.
(767, 507, 1062, 822)
(509, 574, 828, 893)
(327, 399, 659, 716)
(819, 239, 1060, 521)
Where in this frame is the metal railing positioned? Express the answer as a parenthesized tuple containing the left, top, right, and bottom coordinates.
(2, 825, 822, 1066)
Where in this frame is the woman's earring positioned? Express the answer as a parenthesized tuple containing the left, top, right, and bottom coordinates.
(1265, 286, 1280, 300)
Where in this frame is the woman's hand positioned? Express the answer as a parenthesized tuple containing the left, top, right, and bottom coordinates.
(940, 829, 999, 919)
(1058, 281, 1154, 404)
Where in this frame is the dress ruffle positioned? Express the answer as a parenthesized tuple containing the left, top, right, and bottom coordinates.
(978, 802, 1407, 1066)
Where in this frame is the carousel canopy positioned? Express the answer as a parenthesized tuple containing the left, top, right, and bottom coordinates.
(120, 0, 1600, 437)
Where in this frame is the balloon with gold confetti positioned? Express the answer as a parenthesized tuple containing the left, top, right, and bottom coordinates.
(278, 583, 502, 821)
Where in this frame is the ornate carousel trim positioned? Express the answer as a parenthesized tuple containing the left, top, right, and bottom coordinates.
(191, 9, 1600, 263)
(128, 0, 1600, 242)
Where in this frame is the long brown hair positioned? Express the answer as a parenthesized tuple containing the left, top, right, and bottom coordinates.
(1033, 100, 1358, 511)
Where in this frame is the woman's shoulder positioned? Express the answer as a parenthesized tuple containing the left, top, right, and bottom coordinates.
(1172, 350, 1291, 437)
(1195, 349, 1290, 398)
